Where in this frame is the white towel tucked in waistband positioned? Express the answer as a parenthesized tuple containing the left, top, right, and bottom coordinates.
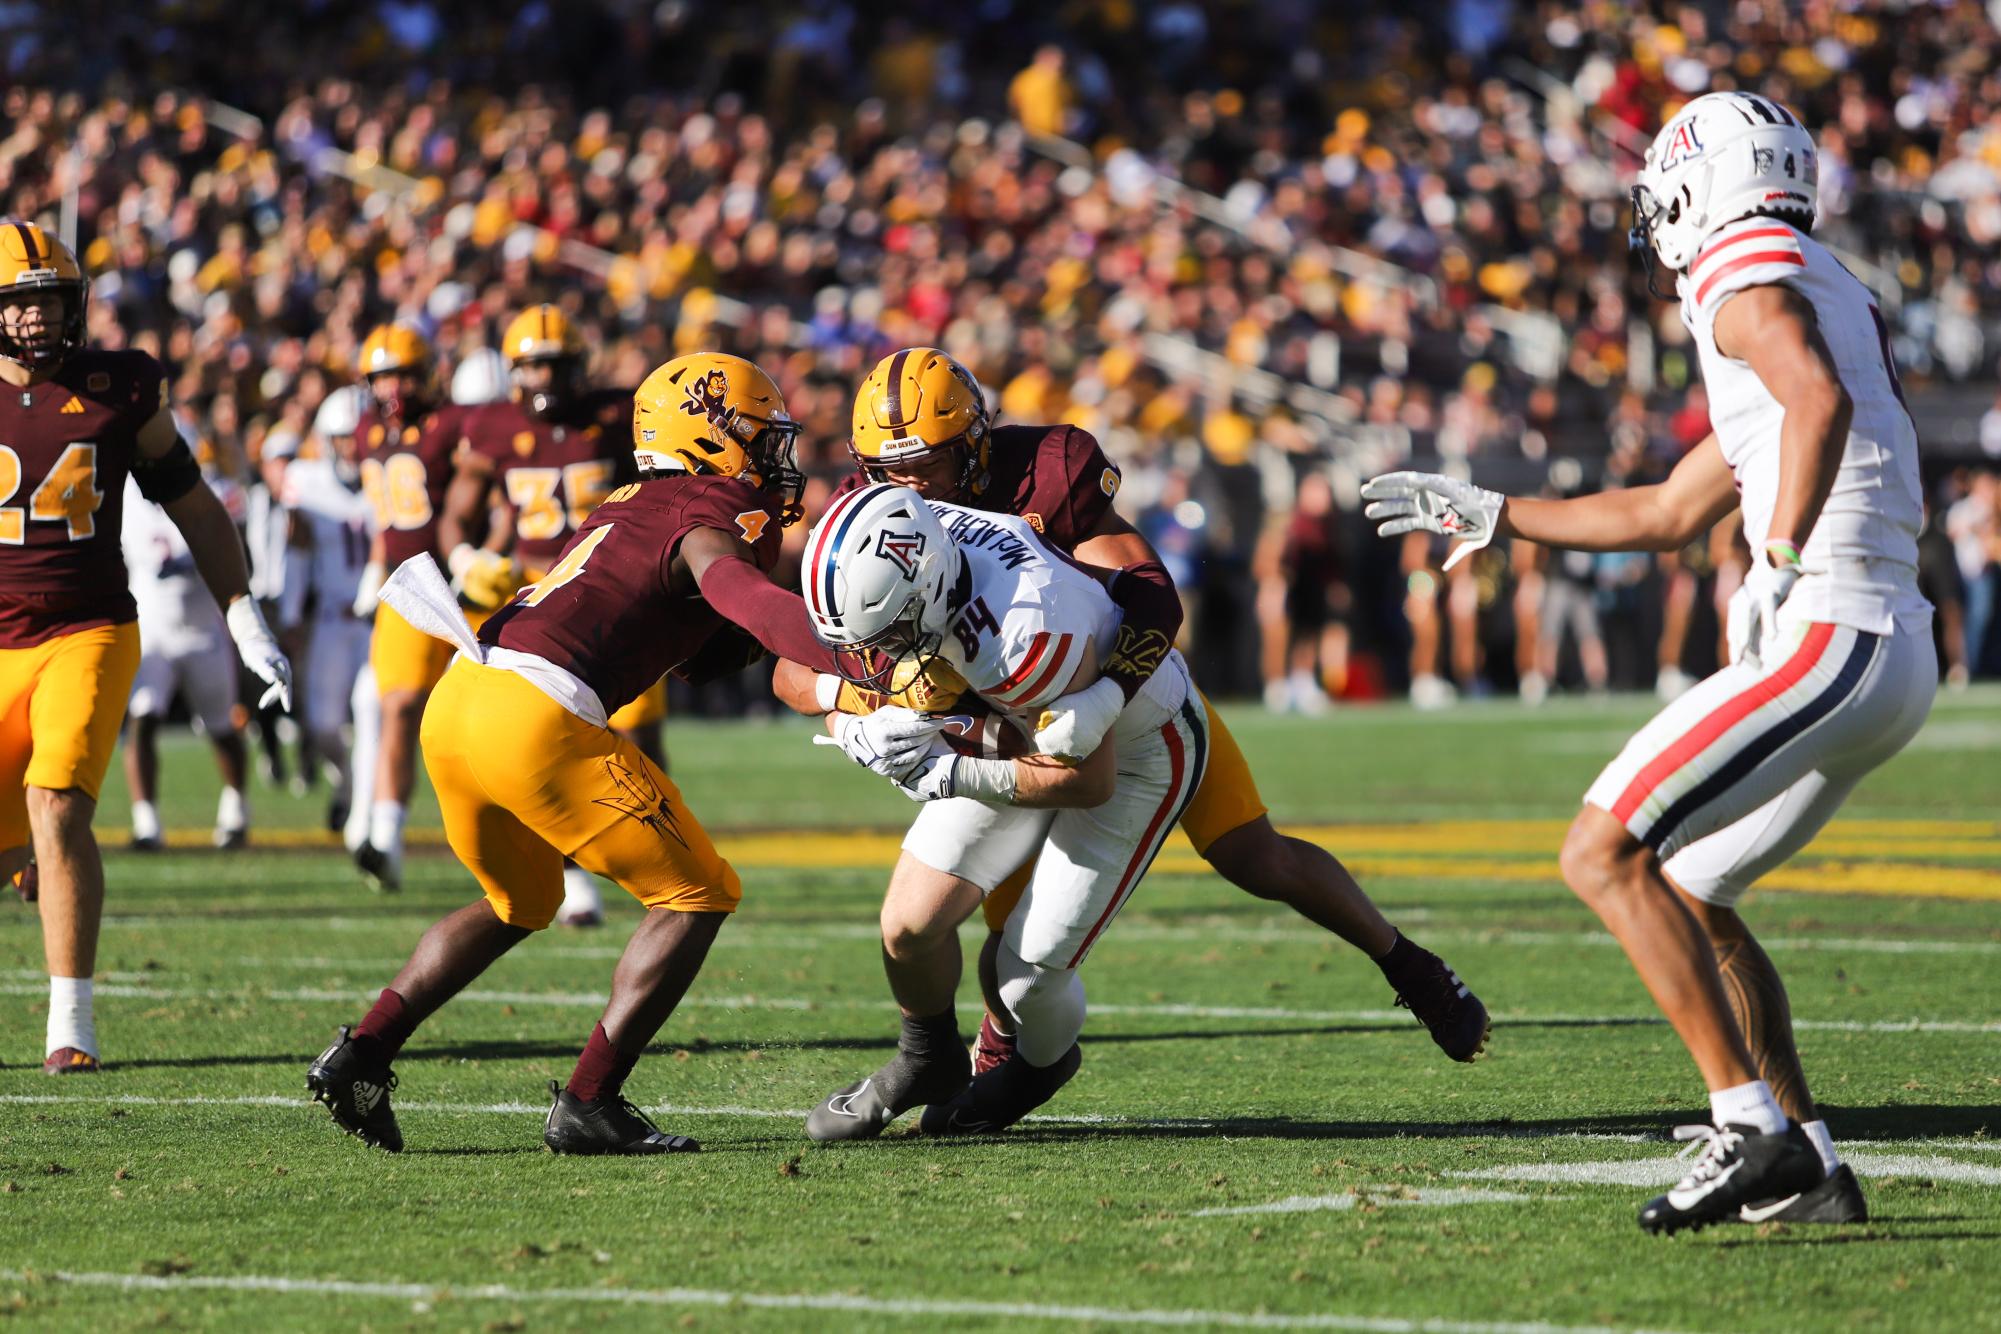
(377, 555, 610, 729)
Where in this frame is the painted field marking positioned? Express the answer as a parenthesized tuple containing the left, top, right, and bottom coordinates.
(0, 1268, 1690, 1334)
(1451, 1152, 2001, 1189)
(1191, 1188, 1538, 1217)
(2, 978, 1994, 1035)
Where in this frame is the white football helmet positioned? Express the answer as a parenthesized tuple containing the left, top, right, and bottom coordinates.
(1632, 91, 1818, 278)
(803, 482, 963, 691)
(450, 347, 509, 405)
(312, 384, 369, 483)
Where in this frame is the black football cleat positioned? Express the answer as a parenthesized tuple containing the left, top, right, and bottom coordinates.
(1391, 948, 1490, 1062)
(12, 862, 36, 902)
(1638, 1122, 1823, 1235)
(306, 1026, 403, 1152)
(806, 1050, 971, 1142)
(352, 842, 401, 892)
(542, 1081, 698, 1155)
(919, 1043, 1081, 1136)
(1739, 1162, 1868, 1225)
(128, 834, 163, 853)
(43, 1047, 100, 1075)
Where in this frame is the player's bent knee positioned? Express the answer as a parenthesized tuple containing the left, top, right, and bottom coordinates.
(26, 785, 96, 835)
(1200, 818, 1288, 898)
(485, 887, 560, 932)
(1559, 807, 1647, 903)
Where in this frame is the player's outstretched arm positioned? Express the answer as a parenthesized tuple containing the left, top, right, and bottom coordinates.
(1365, 439, 1737, 561)
(1712, 285, 1852, 557)
(681, 525, 840, 674)
(137, 407, 293, 709)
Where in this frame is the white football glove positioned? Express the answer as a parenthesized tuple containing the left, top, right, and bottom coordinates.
(1033, 676, 1123, 765)
(226, 596, 293, 711)
(353, 560, 385, 619)
(894, 749, 961, 802)
(1737, 556, 1804, 669)
(813, 706, 947, 782)
(1359, 471, 1505, 571)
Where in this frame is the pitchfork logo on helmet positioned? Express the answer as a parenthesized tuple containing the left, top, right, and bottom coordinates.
(1631, 91, 1818, 288)
(804, 483, 963, 692)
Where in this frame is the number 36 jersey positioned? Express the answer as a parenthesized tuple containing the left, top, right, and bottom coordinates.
(356, 401, 469, 569)
(0, 348, 166, 648)
(928, 500, 1189, 736)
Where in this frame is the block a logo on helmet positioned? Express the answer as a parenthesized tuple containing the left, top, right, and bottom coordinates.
(874, 527, 929, 579)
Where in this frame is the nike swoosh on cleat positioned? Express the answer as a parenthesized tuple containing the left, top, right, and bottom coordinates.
(1668, 1159, 1741, 1209)
(826, 1080, 874, 1119)
(1738, 1192, 1804, 1223)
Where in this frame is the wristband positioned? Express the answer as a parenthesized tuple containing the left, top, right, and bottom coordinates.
(1763, 539, 1802, 568)
(814, 672, 843, 713)
(952, 756, 1018, 804)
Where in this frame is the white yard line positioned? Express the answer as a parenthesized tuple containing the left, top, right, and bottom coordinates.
(1191, 1188, 1538, 1217)
(0, 1094, 1990, 1163)
(0, 1268, 1692, 1334)
(1, 977, 1993, 1034)
(1451, 1152, 2001, 1188)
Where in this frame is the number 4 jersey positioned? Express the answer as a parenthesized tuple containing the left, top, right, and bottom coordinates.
(0, 348, 166, 648)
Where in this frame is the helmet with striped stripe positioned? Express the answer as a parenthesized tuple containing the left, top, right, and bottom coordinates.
(1632, 91, 1818, 275)
(803, 483, 963, 692)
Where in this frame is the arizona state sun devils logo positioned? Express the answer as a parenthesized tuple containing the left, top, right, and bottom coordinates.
(679, 368, 740, 446)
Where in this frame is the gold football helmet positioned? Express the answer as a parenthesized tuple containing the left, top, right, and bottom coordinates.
(358, 324, 436, 419)
(0, 221, 88, 370)
(632, 353, 804, 526)
(848, 347, 990, 498)
(500, 304, 586, 419)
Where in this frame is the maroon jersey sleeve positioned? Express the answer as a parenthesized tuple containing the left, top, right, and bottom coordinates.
(0, 348, 161, 647)
(479, 475, 790, 713)
(359, 403, 467, 567)
(1025, 424, 1122, 549)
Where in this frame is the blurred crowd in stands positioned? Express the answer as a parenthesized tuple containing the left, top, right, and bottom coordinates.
(5, 0, 2000, 710)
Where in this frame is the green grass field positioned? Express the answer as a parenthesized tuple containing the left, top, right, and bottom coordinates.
(3, 689, 1998, 1332)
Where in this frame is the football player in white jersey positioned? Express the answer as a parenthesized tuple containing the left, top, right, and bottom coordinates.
(799, 483, 1208, 1139)
(279, 387, 381, 845)
(119, 421, 252, 850)
(1362, 91, 1934, 1235)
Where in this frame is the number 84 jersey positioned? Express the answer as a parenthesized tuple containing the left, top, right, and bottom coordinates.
(0, 347, 166, 648)
(928, 500, 1189, 737)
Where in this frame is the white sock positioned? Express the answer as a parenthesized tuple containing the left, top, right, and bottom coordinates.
(560, 866, 602, 918)
(1802, 1119, 1840, 1176)
(47, 975, 96, 1058)
(369, 800, 406, 855)
(216, 786, 247, 833)
(1710, 1079, 1787, 1136)
(131, 800, 160, 842)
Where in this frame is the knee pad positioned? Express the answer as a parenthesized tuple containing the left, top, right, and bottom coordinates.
(996, 941, 1085, 1066)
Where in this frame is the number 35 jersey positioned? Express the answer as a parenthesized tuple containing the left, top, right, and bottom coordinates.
(460, 391, 634, 573)
(1677, 217, 1931, 634)
(928, 500, 1188, 737)
(0, 348, 166, 648)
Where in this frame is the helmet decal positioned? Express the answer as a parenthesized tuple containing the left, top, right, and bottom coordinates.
(874, 527, 929, 579)
(680, 367, 740, 451)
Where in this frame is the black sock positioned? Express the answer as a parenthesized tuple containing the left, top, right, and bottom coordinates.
(897, 1008, 961, 1062)
(1374, 931, 1428, 985)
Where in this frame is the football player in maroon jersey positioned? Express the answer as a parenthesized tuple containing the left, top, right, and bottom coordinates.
(308, 352, 872, 1154)
(0, 220, 290, 1073)
(348, 323, 475, 890)
(776, 348, 1487, 1069)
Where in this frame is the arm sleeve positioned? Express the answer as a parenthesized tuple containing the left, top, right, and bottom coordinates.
(1103, 560, 1181, 701)
(696, 555, 840, 674)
